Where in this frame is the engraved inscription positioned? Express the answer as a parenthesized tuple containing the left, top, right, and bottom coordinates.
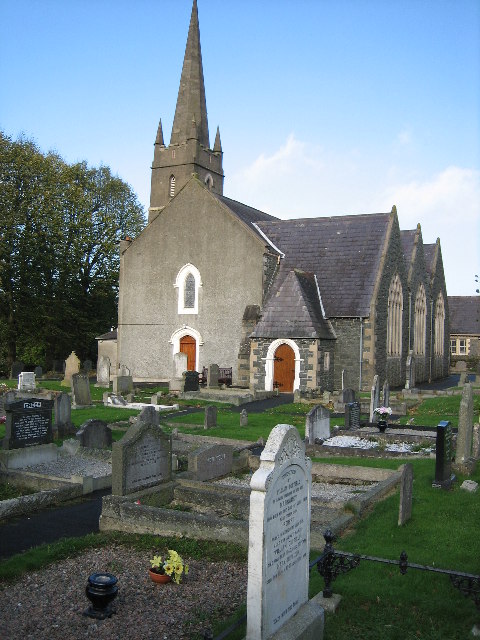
(125, 433, 169, 492)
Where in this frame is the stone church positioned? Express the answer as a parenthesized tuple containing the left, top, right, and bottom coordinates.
(115, 0, 449, 392)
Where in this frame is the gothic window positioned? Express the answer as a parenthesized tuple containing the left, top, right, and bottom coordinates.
(169, 175, 176, 198)
(413, 284, 426, 355)
(205, 174, 213, 190)
(387, 274, 403, 356)
(175, 264, 202, 315)
(434, 293, 445, 356)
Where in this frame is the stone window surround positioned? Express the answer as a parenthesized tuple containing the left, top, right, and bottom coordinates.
(169, 325, 204, 371)
(174, 263, 202, 315)
(169, 174, 176, 197)
(414, 283, 427, 356)
(264, 338, 302, 392)
(387, 274, 403, 357)
(434, 293, 445, 356)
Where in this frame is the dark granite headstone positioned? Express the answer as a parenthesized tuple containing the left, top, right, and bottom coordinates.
(433, 420, 455, 489)
(10, 361, 24, 380)
(204, 405, 217, 429)
(82, 359, 93, 374)
(3, 398, 53, 449)
(76, 419, 112, 449)
(207, 364, 220, 388)
(34, 366, 43, 378)
(345, 402, 361, 430)
(184, 370, 199, 392)
(342, 388, 355, 404)
(71, 373, 92, 407)
(54, 391, 74, 438)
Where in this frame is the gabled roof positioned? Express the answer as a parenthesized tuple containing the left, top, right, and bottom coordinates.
(423, 243, 437, 278)
(256, 213, 392, 317)
(96, 329, 117, 341)
(251, 269, 336, 339)
(448, 297, 480, 335)
(401, 229, 417, 268)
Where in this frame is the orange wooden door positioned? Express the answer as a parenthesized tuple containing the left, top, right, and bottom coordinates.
(179, 335, 196, 371)
(273, 343, 295, 392)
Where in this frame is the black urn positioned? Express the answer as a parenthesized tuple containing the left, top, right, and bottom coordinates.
(84, 572, 118, 619)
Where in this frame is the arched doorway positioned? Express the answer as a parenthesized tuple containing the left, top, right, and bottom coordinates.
(180, 335, 196, 371)
(273, 343, 295, 392)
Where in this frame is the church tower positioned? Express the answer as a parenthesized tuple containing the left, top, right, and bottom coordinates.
(148, 0, 224, 222)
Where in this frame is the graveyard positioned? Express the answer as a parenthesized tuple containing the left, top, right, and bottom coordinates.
(0, 372, 479, 639)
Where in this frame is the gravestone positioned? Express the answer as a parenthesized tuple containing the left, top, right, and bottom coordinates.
(459, 371, 468, 385)
(96, 355, 110, 387)
(76, 419, 112, 449)
(345, 402, 361, 430)
(34, 366, 43, 378)
(405, 352, 415, 390)
(184, 370, 200, 391)
(455, 360, 467, 371)
(82, 359, 92, 374)
(240, 409, 248, 427)
(54, 392, 74, 438)
(382, 380, 390, 408)
(204, 405, 217, 429)
(456, 383, 474, 464)
(18, 372, 35, 392)
(305, 405, 330, 444)
(398, 463, 413, 526)
(342, 388, 355, 404)
(460, 480, 478, 493)
(71, 373, 92, 407)
(188, 444, 233, 481)
(113, 375, 133, 395)
(150, 393, 158, 405)
(473, 424, 480, 459)
(126, 393, 134, 403)
(112, 420, 172, 496)
(3, 398, 53, 449)
(433, 421, 455, 489)
(207, 363, 220, 388)
(170, 352, 187, 393)
(246, 424, 314, 639)
(369, 375, 380, 422)
(10, 360, 24, 380)
(138, 405, 159, 427)
(62, 352, 80, 386)
(322, 391, 331, 404)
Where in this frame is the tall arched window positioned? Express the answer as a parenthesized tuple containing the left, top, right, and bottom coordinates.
(169, 175, 176, 198)
(387, 274, 403, 356)
(434, 293, 445, 356)
(414, 284, 426, 355)
(174, 264, 202, 315)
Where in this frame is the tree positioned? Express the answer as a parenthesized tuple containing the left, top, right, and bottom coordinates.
(0, 132, 145, 374)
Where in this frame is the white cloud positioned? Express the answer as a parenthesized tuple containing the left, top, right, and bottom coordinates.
(228, 135, 480, 296)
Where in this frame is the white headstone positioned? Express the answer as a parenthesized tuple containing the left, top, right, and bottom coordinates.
(18, 372, 35, 392)
(246, 424, 311, 639)
(369, 374, 380, 422)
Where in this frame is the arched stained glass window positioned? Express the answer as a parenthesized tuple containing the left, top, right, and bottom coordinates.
(184, 273, 196, 309)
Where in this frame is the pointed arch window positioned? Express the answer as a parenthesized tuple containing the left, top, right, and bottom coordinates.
(434, 293, 445, 356)
(414, 284, 426, 355)
(169, 175, 176, 198)
(174, 264, 202, 315)
(387, 274, 403, 356)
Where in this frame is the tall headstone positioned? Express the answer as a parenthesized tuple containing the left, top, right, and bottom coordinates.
(71, 373, 92, 407)
(246, 425, 312, 639)
(305, 405, 330, 444)
(433, 420, 455, 489)
(112, 421, 172, 496)
(398, 463, 413, 526)
(342, 388, 355, 404)
(382, 380, 390, 408)
(456, 383, 474, 464)
(18, 372, 35, 392)
(82, 359, 92, 374)
(204, 405, 217, 429)
(170, 352, 187, 393)
(240, 409, 248, 427)
(76, 419, 112, 449)
(96, 355, 111, 387)
(405, 352, 415, 390)
(10, 361, 24, 380)
(207, 363, 220, 388)
(473, 424, 480, 459)
(34, 366, 43, 378)
(54, 392, 74, 438)
(3, 398, 54, 449)
(184, 370, 200, 391)
(112, 374, 133, 395)
(345, 401, 361, 430)
(369, 375, 380, 422)
(62, 351, 80, 386)
(188, 444, 233, 481)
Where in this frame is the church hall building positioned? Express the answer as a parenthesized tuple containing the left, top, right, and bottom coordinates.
(116, 0, 449, 393)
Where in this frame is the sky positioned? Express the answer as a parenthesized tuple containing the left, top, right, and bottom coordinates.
(1, 0, 479, 296)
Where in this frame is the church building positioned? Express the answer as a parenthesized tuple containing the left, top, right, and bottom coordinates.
(116, 0, 449, 392)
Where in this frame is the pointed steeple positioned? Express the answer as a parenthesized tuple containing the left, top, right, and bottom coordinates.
(170, 0, 209, 147)
(155, 119, 164, 146)
(213, 126, 222, 153)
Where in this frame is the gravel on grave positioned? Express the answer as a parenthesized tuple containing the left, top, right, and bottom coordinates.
(24, 456, 112, 479)
(0, 546, 247, 640)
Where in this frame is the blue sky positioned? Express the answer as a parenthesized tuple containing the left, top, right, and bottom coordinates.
(2, 0, 479, 295)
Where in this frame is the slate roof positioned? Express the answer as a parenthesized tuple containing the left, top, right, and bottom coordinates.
(252, 269, 336, 339)
(423, 243, 437, 278)
(401, 229, 416, 267)
(96, 329, 117, 341)
(448, 297, 480, 335)
(256, 213, 391, 317)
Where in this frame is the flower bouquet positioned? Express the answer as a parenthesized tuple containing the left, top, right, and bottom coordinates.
(373, 406, 392, 417)
(149, 549, 188, 584)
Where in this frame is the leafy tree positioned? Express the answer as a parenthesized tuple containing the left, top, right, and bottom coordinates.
(0, 132, 145, 374)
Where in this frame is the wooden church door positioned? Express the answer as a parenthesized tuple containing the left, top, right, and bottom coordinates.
(273, 343, 295, 392)
(180, 335, 196, 371)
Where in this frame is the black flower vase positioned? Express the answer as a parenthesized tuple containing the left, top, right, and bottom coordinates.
(377, 420, 388, 433)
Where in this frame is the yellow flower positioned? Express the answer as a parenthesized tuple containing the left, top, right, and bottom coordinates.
(175, 563, 183, 575)
(184, 564, 189, 575)
(164, 563, 174, 575)
(150, 555, 162, 569)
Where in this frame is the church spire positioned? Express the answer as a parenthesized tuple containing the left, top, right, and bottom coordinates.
(170, 0, 209, 148)
(213, 126, 222, 153)
(155, 119, 164, 146)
